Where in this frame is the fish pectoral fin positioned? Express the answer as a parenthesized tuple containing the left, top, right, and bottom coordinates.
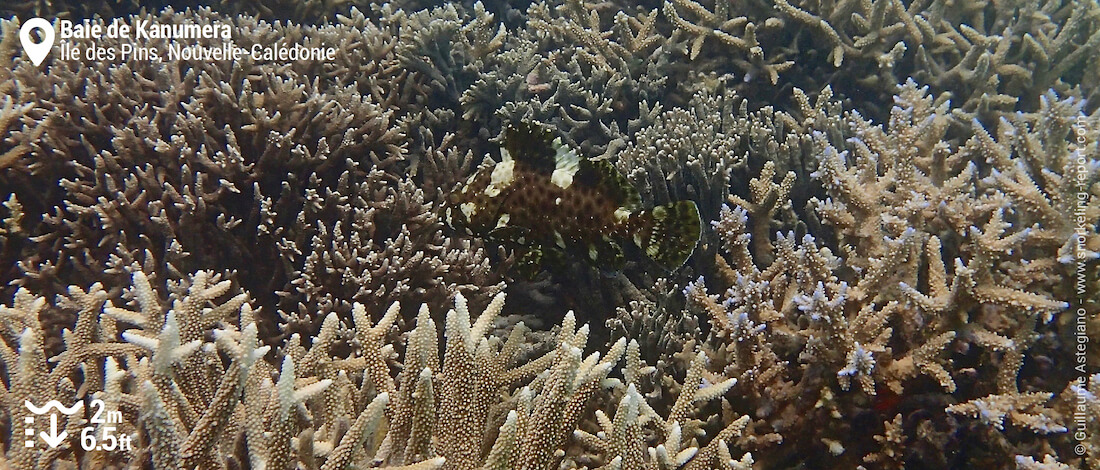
(631, 200, 701, 271)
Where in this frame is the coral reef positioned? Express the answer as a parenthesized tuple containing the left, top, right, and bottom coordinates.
(677, 80, 1099, 468)
(0, 1, 1097, 469)
(0, 8, 505, 346)
(1, 270, 755, 469)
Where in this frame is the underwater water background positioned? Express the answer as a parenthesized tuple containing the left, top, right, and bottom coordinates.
(0, 0, 1098, 469)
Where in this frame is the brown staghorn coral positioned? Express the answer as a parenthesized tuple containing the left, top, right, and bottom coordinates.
(659, 0, 1100, 123)
(0, 0, 380, 24)
(460, 0, 675, 157)
(0, 8, 505, 346)
(1, 270, 766, 469)
(657, 80, 1097, 468)
(615, 80, 847, 280)
(1, 1, 1097, 469)
(6, 0, 1099, 128)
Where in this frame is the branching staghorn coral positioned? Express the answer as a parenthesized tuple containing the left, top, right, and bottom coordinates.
(1, 1, 1097, 469)
(264, 161, 506, 342)
(615, 81, 846, 275)
(663, 80, 1098, 468)
(664, 0, 793, 85)
(0, 270, 258, 469)
(616, 86, 745, 225)
(0, 8, 507, 345)
(3, 271, 767, 469)
(1056, 373, 1100, 468)
(0, 0, 381, 24)
(660, 0, 1100, 122)
(0, 20, 50, 174)
(461, 0, 675, 157)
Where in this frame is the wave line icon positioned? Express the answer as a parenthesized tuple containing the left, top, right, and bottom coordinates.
(25, 400, 83, 415)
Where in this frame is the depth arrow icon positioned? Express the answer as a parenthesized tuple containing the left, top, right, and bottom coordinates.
(40, 413, 67, 448)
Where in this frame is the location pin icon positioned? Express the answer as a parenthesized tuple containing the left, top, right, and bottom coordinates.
(19, 18, 54, 66)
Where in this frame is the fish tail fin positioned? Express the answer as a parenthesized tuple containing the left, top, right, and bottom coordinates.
(631, 201, 701, 271)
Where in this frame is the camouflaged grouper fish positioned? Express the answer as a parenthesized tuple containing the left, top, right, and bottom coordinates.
(446, 123, 701, 277)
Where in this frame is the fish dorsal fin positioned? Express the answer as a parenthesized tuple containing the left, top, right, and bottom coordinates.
(502, 122, 639, 211)
(502, 123, 558, 173)
(503, 123, 585, 185)
(549, 136, 581, 190)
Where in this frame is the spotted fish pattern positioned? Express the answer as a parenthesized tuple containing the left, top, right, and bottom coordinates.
(446, 123, 701, 276)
